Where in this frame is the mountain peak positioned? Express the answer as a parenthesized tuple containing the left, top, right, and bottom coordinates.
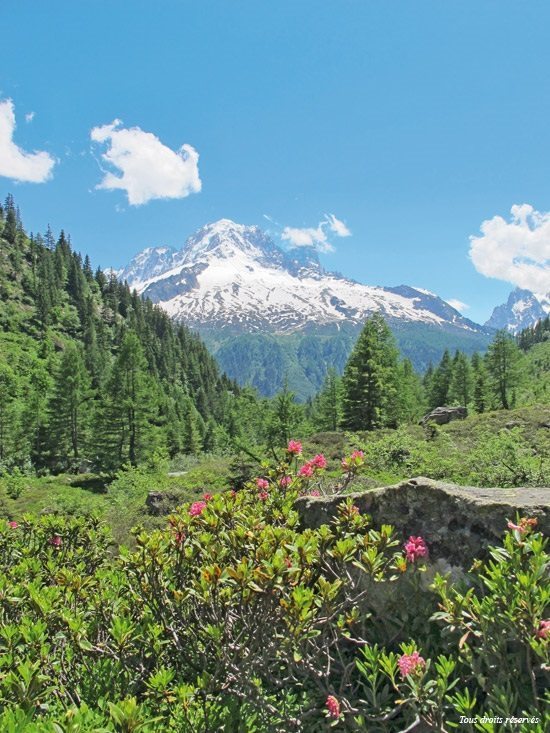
(485, 288, 546, 333)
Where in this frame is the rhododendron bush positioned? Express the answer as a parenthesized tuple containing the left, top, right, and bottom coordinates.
(0, 446, 547, 731)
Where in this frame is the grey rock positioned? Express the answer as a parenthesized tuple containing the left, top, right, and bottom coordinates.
(145, 490, 183, 516)
(421, 406, 467, 425)
(295, 477, 549, 567)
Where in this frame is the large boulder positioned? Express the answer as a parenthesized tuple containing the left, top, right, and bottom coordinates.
(421, 406, 467, 425)
(295, 477, 549, 568)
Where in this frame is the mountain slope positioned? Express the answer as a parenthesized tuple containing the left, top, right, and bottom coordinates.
(119, 219, 494, 398)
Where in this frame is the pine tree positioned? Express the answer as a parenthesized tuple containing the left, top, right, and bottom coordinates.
(0, 363, 18, 463)
(266, 381, 304, 446)
(485, 330, 523, 409)
(341, 314, 400, 431)
(449, 351, 473, 406)
(471, 352, 488, 413)
(96, 332, 161, 469)
(314, 368, 343, 431)
(429, 350, 453, 408)
(397, 358, 425, 423)
(48, 344, 93, 466)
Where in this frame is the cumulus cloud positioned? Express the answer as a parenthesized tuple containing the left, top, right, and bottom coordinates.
(25, 111, 35, 123)
(281, 213, 351, 253)
(469, 204, 550, 296)
(0, 99, 55, 183)
(446, 299, 469, 312)
(90, 119, 201, 205)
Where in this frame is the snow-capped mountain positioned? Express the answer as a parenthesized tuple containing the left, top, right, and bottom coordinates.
(118, 219, 487, 336)
(117, 219, 494, 398)
(485, 288, 549, 334)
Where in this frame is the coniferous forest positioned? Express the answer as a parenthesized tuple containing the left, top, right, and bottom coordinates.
(0, 197, 549, 731)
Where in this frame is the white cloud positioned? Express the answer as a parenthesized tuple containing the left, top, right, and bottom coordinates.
(446, 299, 469, 312)
(469, 204, 550, 296)
(0, 99, 55, 183)
(25, 111, 35, 123)
(325, 213, 351, 237)
(281, 213, 351, 253)
(282, 224, 332, 252)
(90, 119, 201, 205)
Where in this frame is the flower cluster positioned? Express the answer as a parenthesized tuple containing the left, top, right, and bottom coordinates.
(189, 500, 207, 517)
(298, 453, 327, 479)
(325, 695, 340, 719)
(398, 651, 426, 678)
(341, 449, 365, 472)
(535, 619, 550, 640)
(8, 521, 18, 529)
(287, 440, 303, 456)
(49, 534, 62, 548)
(507, 517, 538, 534)
(404, 535, 428, 563)
(256, 478, 269, 490)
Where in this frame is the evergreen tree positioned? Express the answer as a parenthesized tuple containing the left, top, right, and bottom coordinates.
(0, 363, 18, 463)
(266, 381, 304, 446)
(449, 351, 473, 406)
(429, 350, 453, 408)
(397, 358, 425, 423)
(96, 332, 160, 469)
(3, 195, 17, 245)
(341, 314, 400, 431)
(471, 352, 488, 413)
(485, 330, 523, 410)
(314, 368, 343, 431)
(48, 344, 93, 466)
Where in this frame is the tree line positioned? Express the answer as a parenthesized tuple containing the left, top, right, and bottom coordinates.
(307, 314, 546, 432)
(0, 195, 246, 471)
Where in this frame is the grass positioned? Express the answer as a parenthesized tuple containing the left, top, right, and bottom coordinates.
(1, 404, 548, 547)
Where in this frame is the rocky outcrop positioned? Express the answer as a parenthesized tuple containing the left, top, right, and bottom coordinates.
(295, 477, 549, 567)
(145, 490, 184, 516)
(421, 406, 467, 425)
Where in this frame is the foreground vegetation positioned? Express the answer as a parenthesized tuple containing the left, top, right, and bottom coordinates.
(0, 445, 548, 732)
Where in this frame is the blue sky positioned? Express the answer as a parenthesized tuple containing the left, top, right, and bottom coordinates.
(1, 0, 549, 323)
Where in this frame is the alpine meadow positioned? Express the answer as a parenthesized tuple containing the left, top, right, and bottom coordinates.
(0, 3, 549, 732)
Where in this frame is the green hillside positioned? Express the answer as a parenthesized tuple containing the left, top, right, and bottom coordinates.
(0, 195, 237, 472)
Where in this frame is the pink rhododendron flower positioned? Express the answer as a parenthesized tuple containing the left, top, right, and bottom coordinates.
(535, 619, 550, 640)
(404, 536, 428, 563)
(287, 440, 303, 455)
(258, 491, 269, 501)
(8, 521, 18, 529)
(256, 478, 269, 490)
(49, 535, 62, 548)
(189, 500, 207, 517)
(229, 489, 237, 498)
(311, 454, 327, 469)
(309, 489, 321, 497)
(280, 475, 292, 487)
(326, 695, 340, 718)
(341, 449, 365, 471)
(508, 517, 537, 534)
(398, 651, 426, 678)
(298, 463, 314, 478)
(203, 493, 213, 501)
